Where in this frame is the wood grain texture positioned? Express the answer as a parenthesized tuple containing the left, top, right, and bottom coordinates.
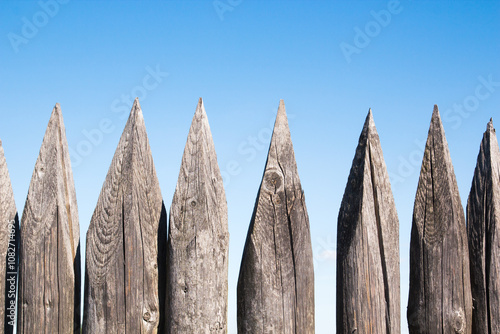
(83, 98, 167, 334)
(407, 105, 472, 334)
(0, 139, 19, 334)
(467, 119, 500, 334)
(336, 110, 400, 334)
(17, 104, 81, 333)
(237, 100, 314, 334)
(167, 98, 229, 333)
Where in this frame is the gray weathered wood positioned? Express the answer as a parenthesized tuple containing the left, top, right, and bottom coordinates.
(17, 104, 81, 333)
(467, 118, 500, 334)
(167, 98, 229, 333)
(83, 98, 166, 334)
(407, 105, 472, 334)
(237, 100, 314, 334)
(0, 139, 19, 334)
(336, 110, 400, 333)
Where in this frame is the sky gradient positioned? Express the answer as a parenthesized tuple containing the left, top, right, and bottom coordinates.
(1, 1, 499, 333)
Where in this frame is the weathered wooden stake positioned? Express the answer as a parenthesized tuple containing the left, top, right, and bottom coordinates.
(336, 110, 400, 333)
(237, 100, 314, 334)
(467, 118, 500, 334)
(17, 104, 81, 333)
(407, 105, 472, 333)
(83, 98, 167, 333)
(0, 140, 19, 334)
(167, 98, 229, 333)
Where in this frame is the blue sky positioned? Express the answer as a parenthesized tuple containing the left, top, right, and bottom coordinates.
(1, 1, 499, 333)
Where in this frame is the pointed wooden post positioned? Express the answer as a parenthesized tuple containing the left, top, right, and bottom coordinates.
(17, 104, 81, 333)
(336, 110, 400, 333)
(167, 98, 229, 333)
(407, 105, 472, 333)
(83, 98, 167, 334)
(467, 118, 500, 334)
(237, 100, 314, 334)
(0, 140, 19, 334)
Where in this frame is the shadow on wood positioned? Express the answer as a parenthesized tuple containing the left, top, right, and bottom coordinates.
(17, 104, 81, 333)
(467, 118, 500, 334)
(336, 110, 400, 333)
(237, 100, 314, 334)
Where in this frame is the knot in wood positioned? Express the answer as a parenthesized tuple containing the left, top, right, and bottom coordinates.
(37, 165, 45, 178)
(143, 311, 151, 321)
(209, 321, 224, 331)
(263, 169, 283, 194)
(452, 309, 465, 333)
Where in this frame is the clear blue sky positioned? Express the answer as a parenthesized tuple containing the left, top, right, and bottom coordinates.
(1, 1, 499, 333)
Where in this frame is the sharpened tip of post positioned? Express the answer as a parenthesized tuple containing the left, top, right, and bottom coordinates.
(197, 97, 204, 110)
(270, 99, 292, 141)
(363, 108, 376, 135)
(50, 103, 64, 126)
(277, 99, 286, 115)
(195, 97, 206, 117)
(133, 97, 141, 108)
(277, 99, 286, 117)
(133, 97, 141, 107)
(275, 99, 288, 124)
(487, 118, 494, 132)
(125, 98, 144, 129)
(52, 103, 61, 115)
(367, 108, 373, 119)
(131, 98, 142, 116)
(425, 105, 446, 145)
(431, 104, 442, 124)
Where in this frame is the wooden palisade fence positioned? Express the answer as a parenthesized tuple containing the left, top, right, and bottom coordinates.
(17, 104, 81, 333)
(237, 100, 315, 333)
(167, 98, 229, 333)
(407, 106, 472, 333)
(336, 110, 400, 333)
(83, 98, 167, 333)
(0, 100, 498, 333)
